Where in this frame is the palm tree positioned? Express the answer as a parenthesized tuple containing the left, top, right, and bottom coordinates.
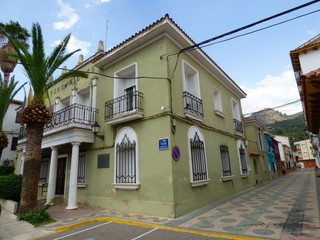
(0, 23, 88, 213)
(0, 74, 25, 159)
(0, 21, 29, 87)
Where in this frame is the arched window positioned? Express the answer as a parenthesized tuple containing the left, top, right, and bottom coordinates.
(188, 126, 209, 186)
(114, 127, 139, 189)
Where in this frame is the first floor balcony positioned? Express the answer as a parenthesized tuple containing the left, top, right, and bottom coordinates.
(105, 90, 144, 125)
(183, 91, 203, 121)
(19, 103, 98, 148)
(233, 118, 243, 135)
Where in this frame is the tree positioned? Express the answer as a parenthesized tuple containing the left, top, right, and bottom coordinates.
(0, 74, 25, 159)
(0, 21, 29, 87)
(0, 23, 88, 213)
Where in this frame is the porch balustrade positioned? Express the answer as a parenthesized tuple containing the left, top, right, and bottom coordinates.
(18, 103, 97, 139)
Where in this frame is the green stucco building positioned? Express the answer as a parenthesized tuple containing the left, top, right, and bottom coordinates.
(16, 15, 263, 218)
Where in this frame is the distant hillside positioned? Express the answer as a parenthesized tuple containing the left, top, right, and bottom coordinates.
(250, 109, 308, 142)
(251, 108, 297, 124)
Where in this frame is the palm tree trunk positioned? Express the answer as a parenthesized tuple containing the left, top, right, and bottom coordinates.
(18, 122, 44, 213)
(3, 72, 10, 87)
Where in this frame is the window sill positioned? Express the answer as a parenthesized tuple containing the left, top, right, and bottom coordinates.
(221, 175, 235, 181)
(191, 179, 210, 187)
(113, 183, 140, 190)
(184, 111, 203, 122)
(77, 183, 87, 188)
(214, 110, 226, 118)
(241, 174, 249, 178)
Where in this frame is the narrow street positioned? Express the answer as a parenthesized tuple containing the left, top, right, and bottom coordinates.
(166, 168, 320, 239)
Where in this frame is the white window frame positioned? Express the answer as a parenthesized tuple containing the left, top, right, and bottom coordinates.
(39, 158, 50, 185)
(231, 98, 241, 121)
(188, 126, 209, 187)
(257, 128, 264, 151)
(213, 86, 226, 118)
(237, 140, 249, 177)
(182, 60, 203, 121)
(220, 145, 234, 181)
(77, 151, 87, 187)
(114, 127, 140, 190)
(114, 63, 138, 98)
(182, 60, 200, 98)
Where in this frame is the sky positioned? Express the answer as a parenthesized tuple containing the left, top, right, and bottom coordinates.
(1, 0, 320, 115)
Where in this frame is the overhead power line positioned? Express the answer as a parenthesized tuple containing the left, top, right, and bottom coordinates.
(0, 59, 168, 82)
(243, 100, 301, 116)
(194, 9, 320, 50)
(181, 0, 320, 53)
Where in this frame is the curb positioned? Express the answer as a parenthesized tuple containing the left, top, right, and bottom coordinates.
(32, 217, 271, 240)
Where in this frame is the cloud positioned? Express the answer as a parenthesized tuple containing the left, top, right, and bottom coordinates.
(240, 70, 302, 115)
(53, 35, 91, 56)
(97, 0, 112, 2)
(307, 30, 317, 36)
(53, 0, 79, 30)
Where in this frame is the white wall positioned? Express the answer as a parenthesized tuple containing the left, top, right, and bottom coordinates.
(1, 101, 22, 165)
(299, 50, 320, 75)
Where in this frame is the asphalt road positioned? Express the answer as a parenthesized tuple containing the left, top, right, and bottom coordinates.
(38, 221, 236, 240)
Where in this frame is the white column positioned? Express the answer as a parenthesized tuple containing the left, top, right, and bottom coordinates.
(55, 97, 60, 112)
(71, 89, 77, 105)
(66, 142, 80, 210)
(92, 77, 98, 109)
(46, 146, 59, 205)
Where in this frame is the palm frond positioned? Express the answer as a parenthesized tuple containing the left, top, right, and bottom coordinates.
(0, 74, 26, 129)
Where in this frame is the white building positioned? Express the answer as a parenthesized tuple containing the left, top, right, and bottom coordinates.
(1, 100, 22, 166)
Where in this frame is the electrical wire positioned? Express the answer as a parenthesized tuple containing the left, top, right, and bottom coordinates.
(180, 0, 320, 53)
(186, 9, 320, 52)
(0, 59, 168, 81)
(243, 99, 301, 116)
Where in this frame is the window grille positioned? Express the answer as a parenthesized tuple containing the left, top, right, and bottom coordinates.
(77, 152, 86, 184)
(190, 132, 207, 181)
(239, 144, 248, 174)
(220, 145, 232, 176)
(39, 159, 49, 183)
(116, 134, 137, 183)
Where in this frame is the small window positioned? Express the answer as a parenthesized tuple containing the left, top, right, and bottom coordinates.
(232, 99, 243, 134)
(257, 129, 264, 151)
(11, 137, 18, 151)
(77, 152, 87, 187)
(39, 158, 49, 184)
(220, 145, 232, 177)
(188, 126, 209, 186)
(239, 143, 248, 175)
(114, 127, 139, 189)
(213, 87, 225, 117)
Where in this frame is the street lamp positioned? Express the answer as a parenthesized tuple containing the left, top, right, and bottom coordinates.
(91, 122, 104, 140)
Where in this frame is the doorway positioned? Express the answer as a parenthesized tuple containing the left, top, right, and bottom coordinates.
(56, 157, 66, 195)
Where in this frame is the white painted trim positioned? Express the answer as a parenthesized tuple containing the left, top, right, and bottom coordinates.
(221, 175, 235, 181)
(114, 127, 140, 188)
(113, 183, 140, 190)
(187, 126, 209, 184)
(114, 62, 138, 98)
(190, 179, 210, 187)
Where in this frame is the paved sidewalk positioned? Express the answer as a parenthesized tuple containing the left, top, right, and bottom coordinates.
(1, 168, 320, 240)
(167, 168, 320, 239)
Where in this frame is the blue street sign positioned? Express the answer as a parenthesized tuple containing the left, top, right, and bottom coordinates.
(158, 138, 169, 150)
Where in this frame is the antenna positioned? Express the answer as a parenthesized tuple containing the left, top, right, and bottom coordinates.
(105, 19, 108, 50)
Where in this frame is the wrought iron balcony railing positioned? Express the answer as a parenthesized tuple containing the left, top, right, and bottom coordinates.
(19, 103, 97, 139)
(233, 118, 243, 134)
(183, 91, 203, 118)
(105, 91, 143, 120)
